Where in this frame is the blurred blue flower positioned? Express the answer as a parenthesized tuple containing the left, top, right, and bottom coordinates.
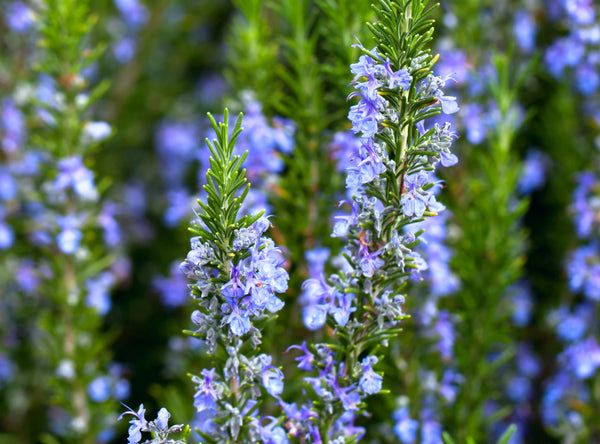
(5, 1, 35, 33)
(518, 150, 549, 195)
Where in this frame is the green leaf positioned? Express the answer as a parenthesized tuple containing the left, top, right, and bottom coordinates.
(442, 432, 457, 444)
(496, 424, 517, 444)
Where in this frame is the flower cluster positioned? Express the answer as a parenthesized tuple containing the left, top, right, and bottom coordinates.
(0, 2, 138, 440)
(146, 111, 290, 443)
(182, 215, 288, 342)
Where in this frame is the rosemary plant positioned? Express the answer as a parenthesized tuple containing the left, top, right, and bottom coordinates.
(285, 0, 460, 441)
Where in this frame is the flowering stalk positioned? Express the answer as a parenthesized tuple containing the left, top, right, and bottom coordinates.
(122, 111, 290, 443)
(287, 0, 460, 440)
(541, 168, 600, 442)
(444, 52, 530, 442)
(19, 1, 129, 442)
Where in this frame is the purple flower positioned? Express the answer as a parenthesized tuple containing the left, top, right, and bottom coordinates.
(330, 131, 361, 172)
(567, 243, 600, 300)
(507, 376, 532, 403)
(440, 369, 462, 404)
(0, 354, 15, 385)
(348, 103, 378, 139)
(221, 262, 245, 300)
(350, 54, 376, 80)
(555, 304, 590, 342)
(16, 260, 39, 293)
(193, 368, 219, 412)
(384, 60, 412, 89)
(287, 341, 314, 372)
(332, 200, 359, 238)
(436, 49, 469, 84)
(305, 247, 330, 277)
(357, 240, 384, 278)
(164, 189, 192, 227)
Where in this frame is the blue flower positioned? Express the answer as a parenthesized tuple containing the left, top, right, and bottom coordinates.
(53, 156, 98, 201)
(332, 200, 359, 238)
(357, 241, 385, 278)
(0, 221, 14, 249)
(513, 10, 537, 53)
(564, 0, 595, 24)
(82, 121, 111, 143)
(5, 2, 35, 33)
(575, 63, 599, 95)
(1, 98, 25, 153)
(118, 404, 148, 444)
(384, 59, 412, 89)
(56, 215, 82, 254)
(518, 150, 549, 195)
(88, 376, 111, 403)
(302, 304, 328, 330)
(421, 415, 442, 444)
(113, 37, 137, 63)
(193, 368, 219, 412)
(221, 262, 245, 301)
(260, 355, 285, 397)
(560, 337, 600, 379)
(223, 304, 251, 336)
(0, 167, 17, 201)
(114, 0, 148, 30)
(258, 417, 289, 444)
(287, 341, 314, 372)
(392, 407, 419, 443)
(401, 171, 431, 218)
(85, 272, 114, 316)
(359, 356, 382, 394)
(330, 290, 357, 327)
